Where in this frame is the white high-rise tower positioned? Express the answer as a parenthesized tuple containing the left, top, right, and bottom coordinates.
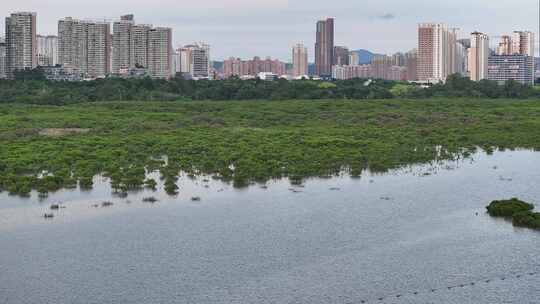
(468, 31, 489, 81)
(292, 43, 308, 77)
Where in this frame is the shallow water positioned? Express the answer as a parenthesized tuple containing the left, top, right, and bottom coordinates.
(1, 150, 539, 304)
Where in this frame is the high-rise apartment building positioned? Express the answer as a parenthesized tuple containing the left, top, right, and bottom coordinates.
(292, 43, 308, 77)
(176, 47, 192, 74)
(512, 31, 535, 56)
(172, 50, 181, 75)
(332, 62, 406, 81)
(332, 64, 372, 80)
(455, 41, 468, 76)
(417, 23, 458, 83)
(468, 32, 489, 81)
(5, 12, 37, 78)
(315, 18, 334, 77)
(175, 43, 211, 79)
(37, 35, 58, 66)
(488, 54, 534, 85)
(222, 57, 246, 77)
(59, 17, 114, 78)
(333, 46, 349, 66)
(112, 14, 134, 73)
(147, 27, 172, 79)
(61, 16, 165, 79)
(58, 17, 87, 72)
(0, 37, 6, 78)
(391, 52, 406, 67)
(111, 14, 173, 78)
(85, 21, 111, 78)
(130, 24, 151, 68)
(349, 51, 359, 66)
(190, 43, 210, 79)
(490, 31, 536, 83)
(497, 35, 512, 55)
(418, 23, 436, 82)
(371, 54, 392, 79)
(333, 48, 418, 82)
(457, 39, 471, 49)
(405, 49, 418, 81)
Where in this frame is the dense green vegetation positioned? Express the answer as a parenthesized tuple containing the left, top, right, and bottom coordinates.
(486, 198, 534, 217)
(1, 98, 540, 197)
(0, 73, 537, 105)
(486, 198, 540, 230)
(512, 211, 540, 229)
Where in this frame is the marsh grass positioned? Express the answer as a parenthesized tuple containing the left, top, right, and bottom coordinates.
(1, 99, 540, 197)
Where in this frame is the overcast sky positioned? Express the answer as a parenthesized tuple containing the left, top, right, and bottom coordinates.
(1, 0, 539, 61)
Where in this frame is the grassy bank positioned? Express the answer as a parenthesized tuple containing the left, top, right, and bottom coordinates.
(1, 98, 540, 196)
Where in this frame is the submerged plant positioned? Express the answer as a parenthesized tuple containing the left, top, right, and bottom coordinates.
(164, 179, 179, 196)
(144, 178, 157, 190)
(142, 196, 158, 203)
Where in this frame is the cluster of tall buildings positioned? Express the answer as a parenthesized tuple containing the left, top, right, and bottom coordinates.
(417, 23, 462, 82)
(172, 43, 211, 80)
(0, 12, 211, 80)
(57, 14, 175, 79)
(416, 24, 535, 84)
(331, 20, 536, 85)
(489, 31, 535, 84)
(57, 17, 112, 78)
(333, 50, 418, 81)
(321, 17, 418, 82)
(218, 17, 418, 82)
(37, 35, 58, 67)
(110, 14, 174, 79)
(216, 17, 536, 85)
(218, 18, 348, 81)
(0, 11, 537, 85)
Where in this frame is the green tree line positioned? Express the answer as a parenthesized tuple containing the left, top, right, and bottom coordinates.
(0, 71, 536, 105)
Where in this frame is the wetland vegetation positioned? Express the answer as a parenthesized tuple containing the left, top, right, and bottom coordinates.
(486, 198, 534, 217)
(512, 211, 540, 229)
(1, 98, 540, 197)
(486, 198, 540, 230)
(0, 73, 537, 105)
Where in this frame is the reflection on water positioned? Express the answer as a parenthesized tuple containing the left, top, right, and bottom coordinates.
(0, 150, 539, 304)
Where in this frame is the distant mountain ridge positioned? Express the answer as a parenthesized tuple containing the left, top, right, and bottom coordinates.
(351, 49, 382, 65)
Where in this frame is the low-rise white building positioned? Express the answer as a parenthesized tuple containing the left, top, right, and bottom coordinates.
(258, 72, 278, 81)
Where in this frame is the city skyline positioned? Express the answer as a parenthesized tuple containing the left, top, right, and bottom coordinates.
(2, 12, 536, 83)
(0, 0, 539, 61)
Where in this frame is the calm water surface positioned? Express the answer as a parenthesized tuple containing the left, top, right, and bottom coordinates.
(1, 150, 539, 304)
